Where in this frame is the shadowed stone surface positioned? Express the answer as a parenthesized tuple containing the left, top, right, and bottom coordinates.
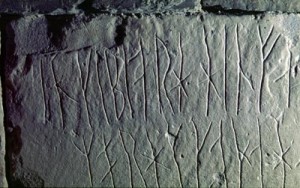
(0, 0, 201, 14)
(0, 0, 85, 14)
(4, 13, 300, 187)
(203, 0, 300, 13)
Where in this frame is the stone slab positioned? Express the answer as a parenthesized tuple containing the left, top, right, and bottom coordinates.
(202, 0, 300, 13)
(91, 0, 201, 13)
(4, 13, 300, 187)
(0, 0, 201, 14)
(0, 28, 8, 188)
(0, 0, 84, 14)
(0, 84, 7, 188)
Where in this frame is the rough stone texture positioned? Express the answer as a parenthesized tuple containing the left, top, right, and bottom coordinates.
(91, 0, 201, 13)
(4, 13, 300, 187)
(0, 0, 201, 14)
(202, 0, 300, 13)
(0, 31, 8, 188)
(0, 0, 85, 14)
(0, 87, 7, 188)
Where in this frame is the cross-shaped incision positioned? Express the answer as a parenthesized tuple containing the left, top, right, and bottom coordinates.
(97, 136, 112, 158)
(142, 147, 170, 171)
(170, 70, 192, 97)
(97, 136, 118, 184)
(270, 113, 293, 170)
(238, 141, 252, 166)
(199, 63, 222, 100)
(168, 33, 194, 113)
(273, 143, 293, 170)
(143, 131, 170, 172)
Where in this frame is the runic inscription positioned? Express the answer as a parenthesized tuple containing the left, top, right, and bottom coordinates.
(5, 15, 300, 187)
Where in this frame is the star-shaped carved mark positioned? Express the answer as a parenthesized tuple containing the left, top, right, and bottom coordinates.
(170, 70, 193, 97)
(273, 144, 293, 170)
(141, 147, 170, 171)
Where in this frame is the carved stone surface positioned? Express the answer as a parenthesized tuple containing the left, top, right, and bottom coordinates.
(0, 0, 201, 14)
(202, 0, 300, 12)
(4, 14, 300, 187)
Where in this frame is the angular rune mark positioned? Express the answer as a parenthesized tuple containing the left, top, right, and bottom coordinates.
(167, 123, 184, 188)
(142, 147, 170, 172)
(122, 45, 134, 119)
(272, 50, 293, 111)
(238, 141, 252, 166)
(155, 34, 163, 115)
(170, 70, 192, 98)
(256, 118, 264, 188)
(75, 49, 93, 130)
(273, 145, 293, 170)
(72, 132, 95, 187)
(95, 51, 110, 125)
(140, 39, 148, 121)
(97, 136, 116, 187)
(49, 54, 65, 129)
(103, 48, 126, 121)
(287, 50, 292, 108)
(190, 118, 213, 187)
(271, 113, 293, 188)
(132, 40, 149, 121)
(202, 26, 222, 116)
(257, 25, 281, 113)
(119, 130, 147, 187)
(231, 118, 253, 188)
(119, 130, 133, 187)
(169, 33, 192, 113)
(224, 25, 228, 112)
(156, 35, 176, 115)
(219, 120, 228, 188)
(235, 24, 255, 115)
(143, 131, 170, 187)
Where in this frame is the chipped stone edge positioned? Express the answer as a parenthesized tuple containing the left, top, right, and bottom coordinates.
(0, 31, 8, 188)
(0, 83, 7, 188)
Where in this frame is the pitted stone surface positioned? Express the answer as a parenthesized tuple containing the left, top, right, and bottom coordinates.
(0, 0, 84, 14)
(4, 14, 300, 187)
(203, 0, 300, 12)
(0, 0, 201, 14)
(0, 30, 8, 188)
(0, 85, 7, 188)
(91, 0, 201, 13)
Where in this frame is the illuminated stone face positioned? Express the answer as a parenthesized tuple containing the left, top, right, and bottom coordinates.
(202, 0, 300, 12)
(4, 14, 300, 187)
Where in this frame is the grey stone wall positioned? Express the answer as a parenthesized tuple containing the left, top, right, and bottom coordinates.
(202, 0, 300, 12)
(0, 0, 201, 14)
(1, 1, 300, 188)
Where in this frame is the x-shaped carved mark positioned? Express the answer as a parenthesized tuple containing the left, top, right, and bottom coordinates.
(273, 144, 293, 170)
(199, 63, 222, 100)
(238, 141, 252, 166)
(96, 136, 112, 158)
(170, 70, 192, 97)
(100, 160, 117, 183)
(96, 136, 117, 183)
(271, 113, 293, 170)
(142, 147, 170, 171)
